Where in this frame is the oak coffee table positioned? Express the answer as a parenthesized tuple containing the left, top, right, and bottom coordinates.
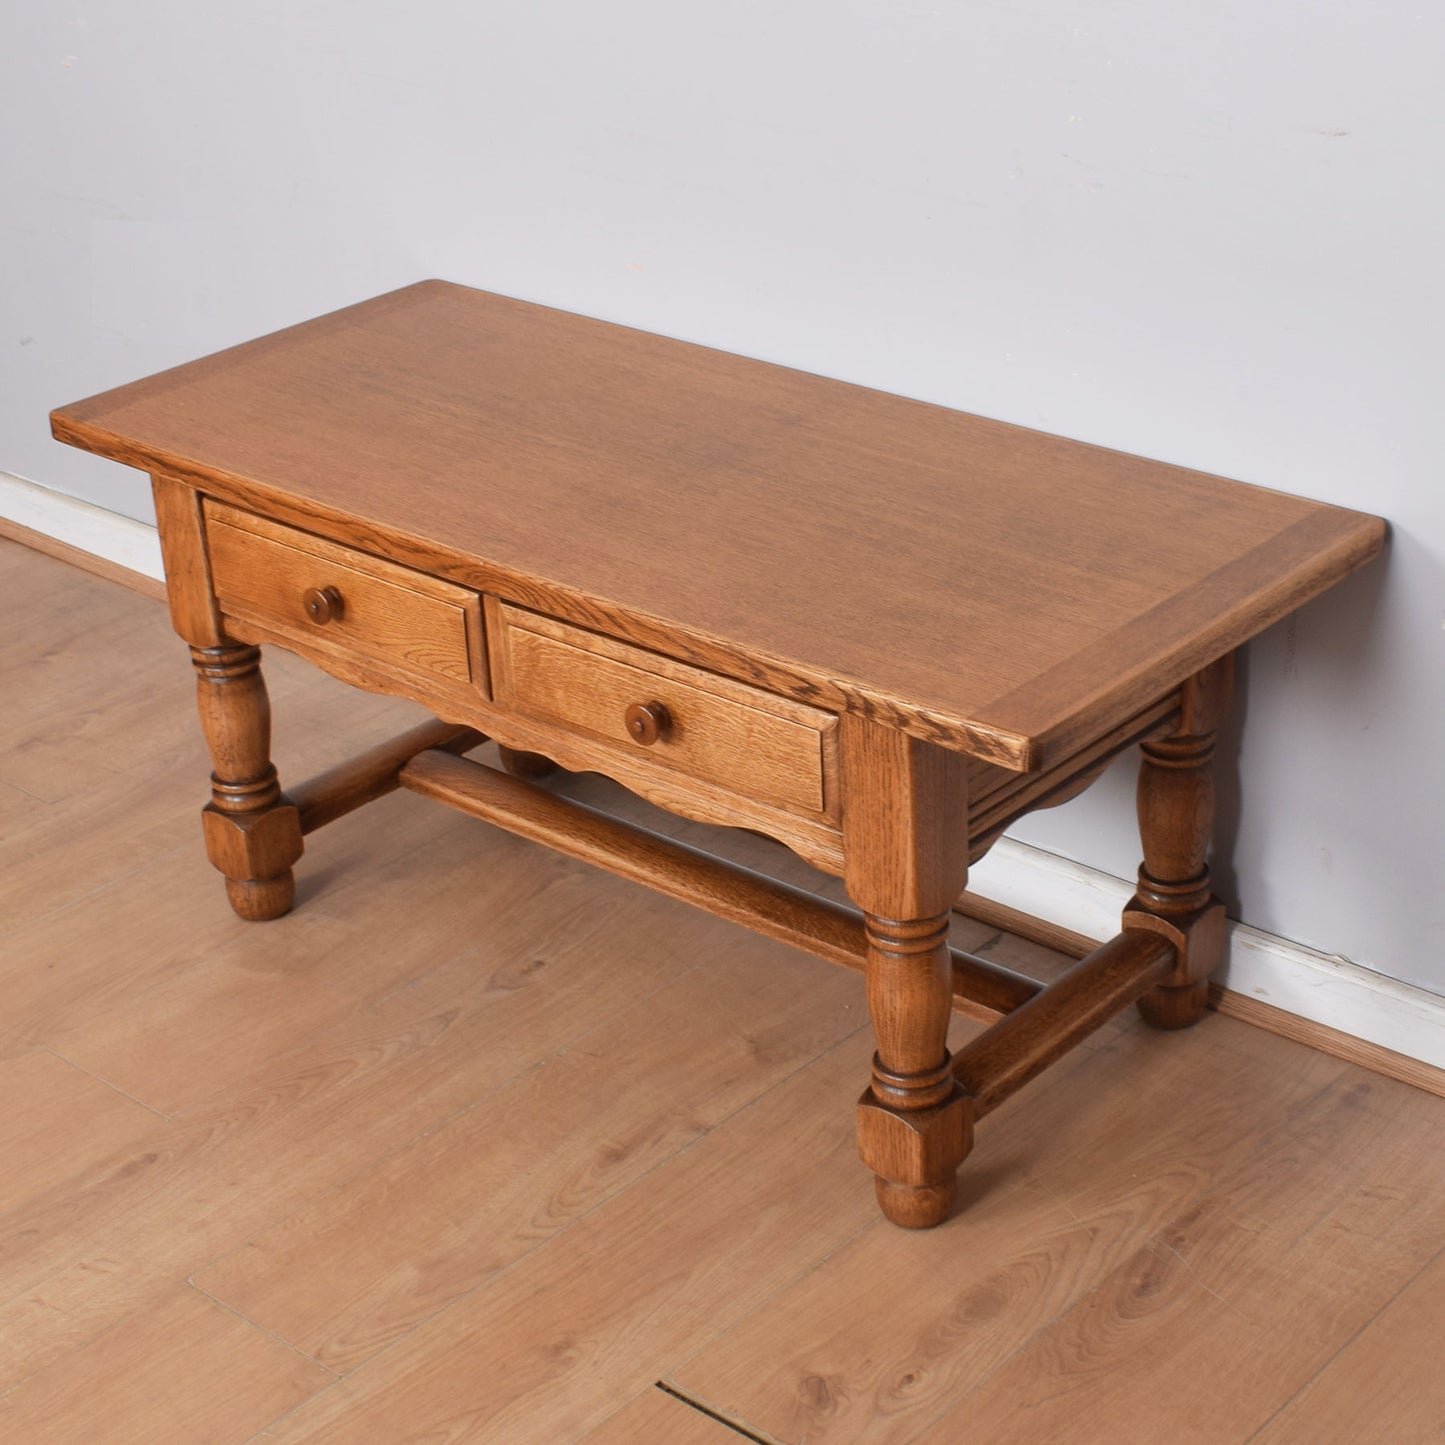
(52, 282, 1386, 1228)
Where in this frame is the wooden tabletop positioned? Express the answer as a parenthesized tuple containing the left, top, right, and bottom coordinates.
(52, 281, 1385, 770)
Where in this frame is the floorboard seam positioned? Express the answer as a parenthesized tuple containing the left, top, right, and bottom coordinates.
(41, 1044, 174, 1121)
(1237, 1231, 1445, 1445)
(186, 1278, 338, 1375)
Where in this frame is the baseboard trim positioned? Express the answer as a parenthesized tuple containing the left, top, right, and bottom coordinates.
(963, 837, 1445, 1094)
(0, 471, 165, 596)
(1207, 987, 1445, 1099)
(0, 512, 167, 601)
(8, 473, 1442, 1094)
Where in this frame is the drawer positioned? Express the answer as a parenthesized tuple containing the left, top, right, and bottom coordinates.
(489, 602, 836, 817)
(203, 502, 482, 684)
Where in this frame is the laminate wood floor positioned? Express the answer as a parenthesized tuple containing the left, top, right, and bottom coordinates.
(3, 536, 1441, 1444)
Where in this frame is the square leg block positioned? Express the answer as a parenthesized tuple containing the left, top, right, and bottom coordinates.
(201, 801, 304, 882)
(1122, 897, 1227, 988)
(856, 1085, 974, 1185)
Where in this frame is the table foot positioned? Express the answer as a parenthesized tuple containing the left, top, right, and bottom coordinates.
(224, 872, 297, 923)
(1137, 978, 1211, 1030)
(856, 1055, 973, 1231)
(875, 1176, 957, 1230)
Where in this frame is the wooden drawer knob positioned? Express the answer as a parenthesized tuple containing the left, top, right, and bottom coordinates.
(302, 586, 344, 625)
(624, 700, 670, 746)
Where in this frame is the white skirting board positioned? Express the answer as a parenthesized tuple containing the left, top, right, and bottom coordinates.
(971, 838, 1445, 1072)
(7, 471, 1444, 1073)
(0, 470, 165, 581)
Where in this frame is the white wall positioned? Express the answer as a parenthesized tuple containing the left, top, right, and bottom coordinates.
(5, 2, 1441, 991)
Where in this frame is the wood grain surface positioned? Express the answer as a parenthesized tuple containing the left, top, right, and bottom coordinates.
(491, 600, 834, 816)
(205, 501, 482, 685)
(51, 281, 1385, 768)
(192, 938, 864, 1373)
(1251, 1246, 1445, 1444)
(0, 1286, 328, 1444)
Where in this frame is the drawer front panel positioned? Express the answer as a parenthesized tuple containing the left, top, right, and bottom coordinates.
(204, 502, 478, 683)
(491, 603, 835, 817)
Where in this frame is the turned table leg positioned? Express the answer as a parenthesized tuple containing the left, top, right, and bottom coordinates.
(1126, 656, 1233, 1028)
(842, 715, 973, 1228)
(858, 909, 972, 1226)
(190, 643, 303, 921)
